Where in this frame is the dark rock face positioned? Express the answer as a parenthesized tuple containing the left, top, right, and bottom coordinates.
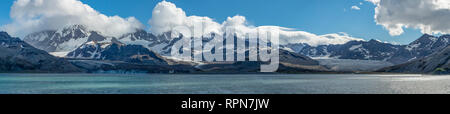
(0, 31, 82, 73)
(87, 31, 107, 42)
(68, 41, 167, 65)
(279, 49, 319, 66)
(102, 43, 167, 65)
(379, 46, 450, 74)
(286, 34, 450, 64)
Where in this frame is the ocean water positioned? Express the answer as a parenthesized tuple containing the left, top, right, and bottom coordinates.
(0, 73, 449, 94)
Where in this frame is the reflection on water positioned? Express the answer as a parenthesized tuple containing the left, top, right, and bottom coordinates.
(0, 73, 449, 94)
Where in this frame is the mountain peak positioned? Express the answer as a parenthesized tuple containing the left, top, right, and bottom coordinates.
(368, 39, 381, 43)
(420, 34, 435, 38)
(0, 31, 11, 39)
(409, 34, 438, 45)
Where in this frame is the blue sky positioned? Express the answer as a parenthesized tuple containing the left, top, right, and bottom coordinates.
(0, 0, 423, 44)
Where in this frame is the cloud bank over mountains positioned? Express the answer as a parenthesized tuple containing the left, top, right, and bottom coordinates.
(1, 0, 363, 46)
(368, 0, 450, 36)
(1, 0, 144, 37)
(149, 1, 363, 46)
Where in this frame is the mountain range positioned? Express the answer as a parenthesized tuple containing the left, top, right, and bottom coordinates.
(6, 25, 325, 73)
(284, 34, 450, 64)
(379, 46, 450, 74)
(23, 25, 173, 55)
(1, 24, 449, 74)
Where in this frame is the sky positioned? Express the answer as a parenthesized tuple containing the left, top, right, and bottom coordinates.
(0, 0, 434, 44)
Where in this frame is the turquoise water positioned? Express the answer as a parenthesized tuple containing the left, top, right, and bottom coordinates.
(0, 73, 449, 94)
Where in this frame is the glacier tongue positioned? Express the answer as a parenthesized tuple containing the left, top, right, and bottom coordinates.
(316, 59, 394, 72)
(50, 52, 71, 57)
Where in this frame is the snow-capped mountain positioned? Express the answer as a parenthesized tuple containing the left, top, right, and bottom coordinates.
(23, 25, 100, 52)
(116, 30, 172, 53)
(66, 41, 113, 59)
(285, 34, 450, 64)
(403, 34, 450, 58)
(23, 25, 177, 57)
(285, 39, 405, 62)
(0, 31, 81, 73)
(379, 45, 450, 74)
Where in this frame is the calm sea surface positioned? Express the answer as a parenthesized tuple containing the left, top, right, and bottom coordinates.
(0, 73, 449, 94)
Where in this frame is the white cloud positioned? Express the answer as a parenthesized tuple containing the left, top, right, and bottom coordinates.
(1, 0, 144, 37)
(368, 0, 450, 36)
(365, 0, 380, 4)
(278, 30, 364, 46)
(148, 1, 221, 38)
(149, 1, 363, 46)
(351, 6, 361, 10)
